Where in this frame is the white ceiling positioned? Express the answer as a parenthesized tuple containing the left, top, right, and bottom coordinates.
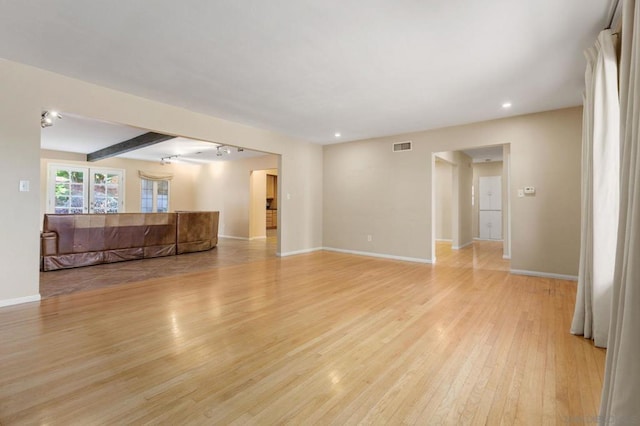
(1, 1, 611, 144)
(41, 113, 268, 163)
(124, 137, 267, 164)
(41, 113, 148, 153)
(463, 146, 504, 163)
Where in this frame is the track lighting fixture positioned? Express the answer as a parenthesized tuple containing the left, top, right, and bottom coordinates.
(41, 111, 62, 128)
(216, 146, 232, 156)
(160, 154, 180, 165)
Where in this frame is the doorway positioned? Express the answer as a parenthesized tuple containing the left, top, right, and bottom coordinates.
(434, 158, 454, 246)
(432, 144, 511, 264)
(249, 168, 279, 245)
(47, 163, 124, 214)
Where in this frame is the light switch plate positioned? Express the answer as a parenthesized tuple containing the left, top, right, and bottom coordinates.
(19, 180, 30, 192)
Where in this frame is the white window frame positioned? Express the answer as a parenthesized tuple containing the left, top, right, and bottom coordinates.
(47, 163, 126, 214)
(140, 178, 170, 213)
(89, 167, 126, 213)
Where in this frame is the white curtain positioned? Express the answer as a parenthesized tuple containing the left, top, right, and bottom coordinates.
(600, 0, 640, 423)
(571, 29, 620, 348)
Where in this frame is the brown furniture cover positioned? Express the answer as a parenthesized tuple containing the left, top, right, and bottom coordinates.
(41, 211, 219, 271)
(176, 211, 219, 254)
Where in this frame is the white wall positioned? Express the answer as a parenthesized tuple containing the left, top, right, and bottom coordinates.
(503, 144, 511, 258)
(250, 170, 268, 239)
(324, 107, 582, 276)
(196, 155, 278, 239)
(453, 151, 473, 250)
(435, 160, 453, 241)
(0, 59, 323, 305)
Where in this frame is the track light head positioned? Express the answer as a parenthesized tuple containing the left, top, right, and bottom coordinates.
(41, 110, 62, 128)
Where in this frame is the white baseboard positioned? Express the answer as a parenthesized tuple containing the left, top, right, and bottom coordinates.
(0, 294, 41, 308)
(510, 269, 577, 281)
(277, 247, 323, 257)
(219, 235, 249, 240)
(323, 247, 433, 264)
(474, 238, 504, 242)
(452, 241, 473, 250)
(249, 236, 267, 241)
(503, 255, 511, 260)
(436, 239, 452, 242)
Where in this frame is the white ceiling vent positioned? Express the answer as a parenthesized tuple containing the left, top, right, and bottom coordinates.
(392, 141, 412, 152)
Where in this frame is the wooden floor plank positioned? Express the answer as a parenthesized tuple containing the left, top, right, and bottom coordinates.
(0, 240, 605, 424)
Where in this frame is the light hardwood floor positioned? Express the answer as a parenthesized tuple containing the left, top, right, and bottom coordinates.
(2, 240, 604, 424)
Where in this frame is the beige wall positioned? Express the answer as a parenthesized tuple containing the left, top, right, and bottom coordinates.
(502, 144, 511, 258)
(434, 151, 473, 250)
(472, 161, 504, 238)
(40, 149, 199, 222)
(196, 155, 278, 239)
(0, 59, 322, 304)
(453, 151, 473, 250)
(250, 170, 268, 239)
(324, 107, 582, 276)
(435, 159, 453, 240)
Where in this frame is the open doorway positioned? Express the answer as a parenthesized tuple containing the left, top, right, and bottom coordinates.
(465, 144, 511, 260)
(249, 167, 279, 247)
(39, 112, 282, 296)
(432, 144, 511, 267)
(432, 151, 473, 262)
(434, 157, 454, 247)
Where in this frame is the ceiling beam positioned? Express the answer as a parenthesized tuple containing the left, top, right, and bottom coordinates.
(86, 132, 175, 162)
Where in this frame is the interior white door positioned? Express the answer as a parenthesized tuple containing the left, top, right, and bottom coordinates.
(479, 210, 492, 239)
(479, 176, 502, 211)
(490, 210, 502, 239)
(478, 176, 502, 240)
(479, 210, 502, 240)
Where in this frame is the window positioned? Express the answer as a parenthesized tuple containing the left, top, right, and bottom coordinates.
(92, 171, 122, 213)
(52, 166, 88, 214)
(141, 179, 170, 213)
(47, 164, 124, 214)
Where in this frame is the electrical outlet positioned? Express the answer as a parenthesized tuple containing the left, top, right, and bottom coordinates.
(367, 235, 372, 242)
(518, 189, 524, 198)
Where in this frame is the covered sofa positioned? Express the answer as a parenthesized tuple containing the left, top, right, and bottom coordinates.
(41, 211, 219, 271)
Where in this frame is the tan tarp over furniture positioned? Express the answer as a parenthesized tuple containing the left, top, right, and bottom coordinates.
(41, 211, 219, 271)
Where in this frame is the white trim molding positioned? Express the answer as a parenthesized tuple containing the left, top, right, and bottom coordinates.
(435, 238, 452, 242)
(249, 236, 267, 241)
(323, 247, 433, 264)
(452, 241, 473, 250)
(503, 255, 511, 260)
(0, 294, 41, 308)
(510, 269, 578, 281)
(277, 247, 323, 257)
(219, 235, 250, 240)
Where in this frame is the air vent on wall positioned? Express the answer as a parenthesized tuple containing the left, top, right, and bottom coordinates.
(392, 141, 412, 152)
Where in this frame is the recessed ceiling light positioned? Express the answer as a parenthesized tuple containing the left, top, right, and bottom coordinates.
(334, 132, 341, 138)
(502, 102, 512, 109)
